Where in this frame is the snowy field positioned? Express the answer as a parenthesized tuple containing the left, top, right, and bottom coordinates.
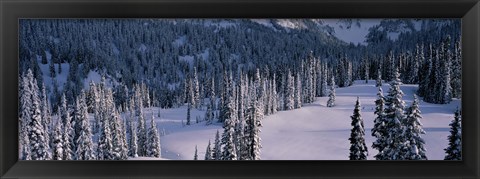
(133, 80, 459, 160)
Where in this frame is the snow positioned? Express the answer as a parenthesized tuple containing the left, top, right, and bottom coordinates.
(83, 70, 103, 89)
(37, 53, 70, 94)
(136, 80, 458, 160)
(250, 19, 277, 30)
(322, 19, 380, 45)
(173, 36, 186, 47)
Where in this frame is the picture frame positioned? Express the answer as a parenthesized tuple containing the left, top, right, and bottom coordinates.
(1, 0, 479, 178)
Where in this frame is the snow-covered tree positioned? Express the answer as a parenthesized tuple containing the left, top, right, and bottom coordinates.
(19, 71, 32, 160)
(61, 94, 74, 160)
(404, 95, 427, 160)
(294, 73, 302, 109)
(444, 108, 462, 160)
(372, 87, 388, 160)
(27, 73, 51, 160)
(74, 91, 95, 160)
(205, 140, 212, 160)
(136, 105, 147, 156)
(212, 130, 222, 160)
(376, 69, 382, 87)
(128, 110, 138, 158)
(284, 70, 294, 110)
(51, 115, 64, 160)
(349, 97, 368, 160)
(186, 102, 192, 125)
(147, 114, 161, 158)
(327, 76, 336, 107)
(382, 67, 408, 160)
(221, 77, 237, 160)
(194, 145, 198, 160)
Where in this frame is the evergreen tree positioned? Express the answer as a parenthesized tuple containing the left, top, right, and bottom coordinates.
(28, 75, 51, 160)
(74, 91, 95, 160)
(61, 94, 74, 160)
(136, 95, 147, 156)
(320, 64, 328, 97)
(327, 76, 336, 107)
(404, 95, 427, 160)
(382, 67, 408, 160)
(205, 140, 212, 160)
(284, 70, 294, 110)
(451, 41, 461, 99)
(128, 109, 138, 158)
(376, 69, 382, 87)
(372, 87, 388, 160)
(97, 108, 113, 160)
(444, 108, 462, 160)
(19, 71, 32, 160)
(221, 77, 237, 160)
(52, 114, 64, 160)
(349, 97, 368, 160)
(294, 73, 302, 109)
(147, 114, 161, 158)
(212, 130, 222, 160)
(186, 102, 192, 125)
(194, 145, 198, 160)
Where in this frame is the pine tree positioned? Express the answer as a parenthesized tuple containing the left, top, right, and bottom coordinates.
(19, 71, 32, 160)
(74, 91, 95, 160)
(320, 64, 328, 97)
(186, 102, 192, 125)
(349, 97, 368, 160)
(212, 130, 222, 160)
(61, 94, 74, 160)
(97, 107, 113, 160)
(372, 87, 388, 160)
(40, 84, 51, 147)
(193, 67, 200, 109)
(128, 109, 138, 158)
(451, 41, 462, 99)
(194, 145, 198, 160)
(52, 114, 64, 160)
(147, 114, 161, 158)
(444, 108, 462, 160)
(28, 75, 51, 160)
(205, 140, 212, 160)
(221, 76, 237, 160)
(205, 101, 214, 125)
(382, 67, 408, 160)
(404, 95, 427, 160)
(250, 97, 263, 160)
(294, 73, 302, 109)
(327, 76, 336, 107)
(376, 69, 382, 87)
(284, 70, 294, 110)
(136, 91, 147, 156)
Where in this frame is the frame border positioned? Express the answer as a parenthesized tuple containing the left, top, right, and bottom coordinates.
(1, 0, 479, 178)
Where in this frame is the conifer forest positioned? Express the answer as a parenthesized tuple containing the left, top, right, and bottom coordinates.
(19, 19, 461, 160)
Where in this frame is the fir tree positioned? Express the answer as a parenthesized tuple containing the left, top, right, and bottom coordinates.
(61, 94, 74, 160)
(186, 102, 192, 125)
(28, 77, 51, 160)
(444, 108, 462, 160)
(147, 114, 161, 158)
(376, 69, 382, 87)
(52, 115, 64, 160)
(349, 97, 368, 160)
(74, 91, 95, 160)
(372, 87, 388, 160)
(327, 76, 336, 107)
(284, 70, 294, 110)
(212, 130, 222, 160)
(19, 71, 32, 160)
(382, 67, 408, 160)
(205, 140, 212, 160)
(128, 110, 138, 158)
(294, 73, 302, 109)
(194, 145, 198, 160)
(404, 95, 427, 160)
(221, 79, 237, 160)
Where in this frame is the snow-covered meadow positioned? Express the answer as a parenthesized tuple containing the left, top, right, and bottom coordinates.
(135, 80, 459, 160)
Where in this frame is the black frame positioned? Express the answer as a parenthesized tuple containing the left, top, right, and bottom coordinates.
(1, 0, 479, 178)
